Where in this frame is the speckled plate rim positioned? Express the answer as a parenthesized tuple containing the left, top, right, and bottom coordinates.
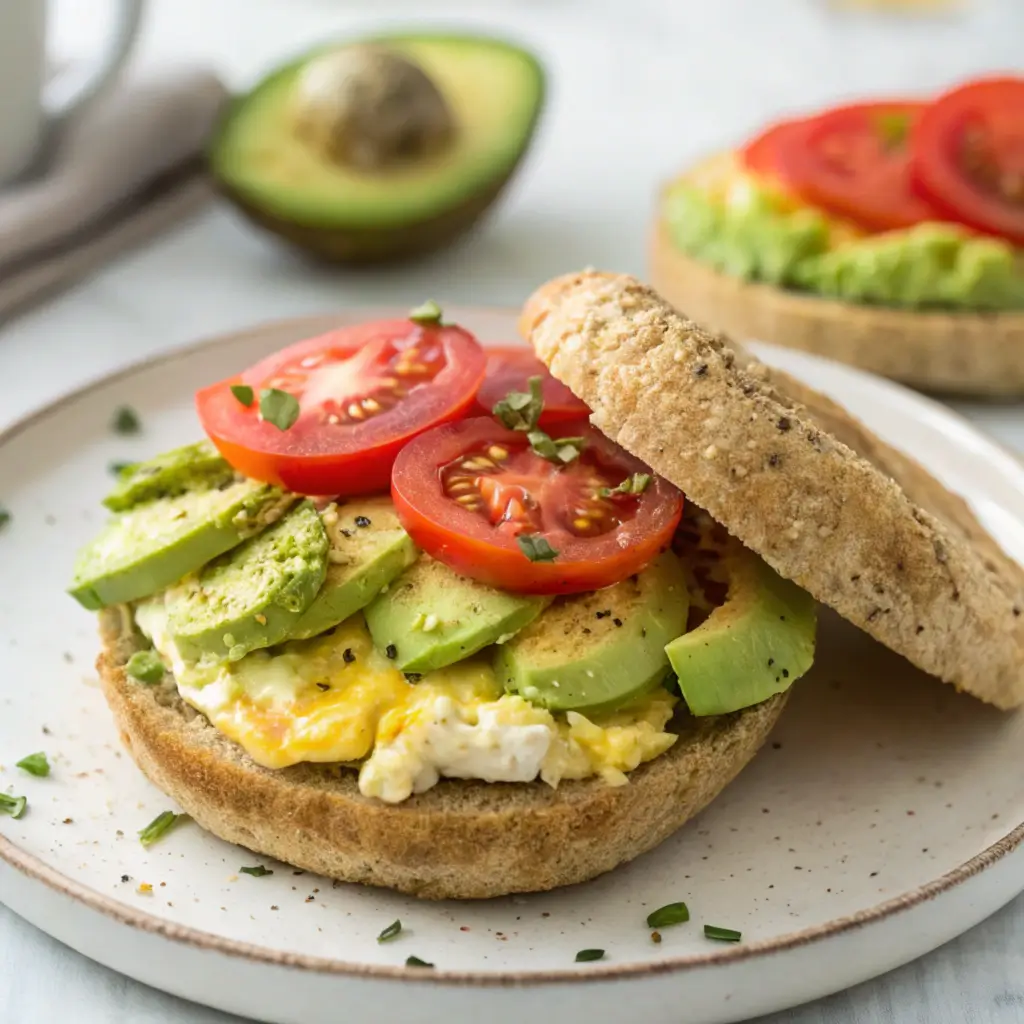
(1, 308, 1022, 988)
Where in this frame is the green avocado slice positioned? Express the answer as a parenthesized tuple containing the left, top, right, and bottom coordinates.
(288, 497, 418, 641)
(68, 481, 295, 611)
(666, 508, 817, 717)
(103, 441, 236, 512)
(363, 555, 549, 673)
(494, 552, 689, 714)
(166, 500, 329, 663)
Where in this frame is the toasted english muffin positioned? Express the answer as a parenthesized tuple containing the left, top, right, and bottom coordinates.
(98, 606, 787, 900)
(520, 270, 1024, 709)
(650, 210, 1024, 398)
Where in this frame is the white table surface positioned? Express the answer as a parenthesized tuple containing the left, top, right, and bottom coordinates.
(3, 0, 1024, 1020)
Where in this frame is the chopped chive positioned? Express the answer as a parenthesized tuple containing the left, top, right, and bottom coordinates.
(0, 793, 27, 819)
(377, 919, 402, 943)
(112, 406, 141, 435)
(493, 376, 544, 432)
(646, 902, 690, 929)
(575, 948, 605, 962)
(528, 430, 585, 465)
(704, 925, 742, 943)
(15, 753, 49, 777)
(126, 649, 165, 684)
(138, 810, 185, 847)
(875, 110, 912, 150)
(239, 864, 273, 877)
(258, 388, 300, 432)
(405, 956, 434, 968)
(517, 533, 558, 563)
(409, 300, 443, 326)
(0, 508, 9, 531)
(230, 384, 255, 407)
(108, 460, 136, 477)
(600, 472, 651, 498)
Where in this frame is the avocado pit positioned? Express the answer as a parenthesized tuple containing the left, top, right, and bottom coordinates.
(291, 45, 456, 172)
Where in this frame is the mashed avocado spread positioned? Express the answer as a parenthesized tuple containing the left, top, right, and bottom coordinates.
(662, 156, 1024, 311)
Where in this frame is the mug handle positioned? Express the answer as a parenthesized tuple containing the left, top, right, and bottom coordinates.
(43, 0, 145, 130)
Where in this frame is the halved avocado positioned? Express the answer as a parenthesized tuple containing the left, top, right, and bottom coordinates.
(208, 32, 546, 264)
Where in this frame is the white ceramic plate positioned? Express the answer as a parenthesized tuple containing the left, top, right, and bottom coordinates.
(0, 309, 1022, 1024)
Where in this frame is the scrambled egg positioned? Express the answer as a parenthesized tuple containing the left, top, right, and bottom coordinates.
(134, 599, 678, 804)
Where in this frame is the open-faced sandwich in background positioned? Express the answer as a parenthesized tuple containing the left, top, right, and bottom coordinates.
(650, 75, 1024, 396)
(68, 275, 1024, 901)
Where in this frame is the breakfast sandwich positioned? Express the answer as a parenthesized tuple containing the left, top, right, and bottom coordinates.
(68, 275, 1024, 899)
(650, 76, 1024, 396)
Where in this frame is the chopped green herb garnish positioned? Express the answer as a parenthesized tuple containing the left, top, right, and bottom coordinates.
(231, 384, 255, 407)
(517, 533, 558, 563)
(0, 793, 27, 819)
(377, 919, 402, 943)
(575, 948, 605, 962)
(646, 902, 690, 929)
(112, 406, 141, 435)
(240, 865, 273, 877)
(409, 300, 443, 325)
(493, 376, 544, 432)
(108, 460, 136, 477)
(704, 925, 742, 943)
(405, 956, 434, 968)
(259, 388, 301, 432)
(126, 649, 165, 684)
(528, 430, 585, 465)
(0, 508, 10, 531)
(138, 810, 185, 847)
(600, 473, 651, 498)
(16, 753, 49, 777)
(876, 110, 912, 150)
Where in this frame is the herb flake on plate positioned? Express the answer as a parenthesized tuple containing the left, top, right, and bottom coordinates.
(239, 865, 273, 877)
(138, 810, 186, 847)
(112, 406, 141, 435)
(377, 919, 402, 943)
(405, 956, 434, 968)
(0, 793, 27, 819)
(15, 752, 49, 777)
(575, 948, 605, 962)
(704, 924, 742, 943)
(646, 901, 690, 929)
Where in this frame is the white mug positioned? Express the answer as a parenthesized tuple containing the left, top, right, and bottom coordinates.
(0, 0, 146, 186)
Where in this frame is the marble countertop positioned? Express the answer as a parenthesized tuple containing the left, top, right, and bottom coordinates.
(2, 0, 1023, 1020)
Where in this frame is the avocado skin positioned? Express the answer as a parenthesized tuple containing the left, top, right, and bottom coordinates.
(494, 552, 689, 714)
(103, 441, 236, 512)
(221, 172, 521, 266)
(363, 556, 549, 673)
(167, 500, 329, 664)
(68, 482, 294, 611)
(666, 528, 817, 717)
(288, 497, 419, 641)
(208, 32, 546, 266)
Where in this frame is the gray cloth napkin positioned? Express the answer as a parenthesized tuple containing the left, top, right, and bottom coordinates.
(0, 66, 231, 322)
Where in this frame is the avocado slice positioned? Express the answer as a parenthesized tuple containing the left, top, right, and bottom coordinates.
(166, 500, 329, 663)
(288, 497, 418, 641)
(103, 441, 236, 512)
(363, 555, 548, 673)
(68, 481, 295, 611)
(666, 508, 817, 716)
(208, 33, 545, 264)
(494, 552, 689, 714)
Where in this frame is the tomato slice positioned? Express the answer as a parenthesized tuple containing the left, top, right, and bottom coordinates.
(911, 76, 1024, 245)
(740, 118, 808, 178)
(196, 318, 486, 497)
(473, 345, 591, 425)
(772, 100, 942, 231)
(391, 418, 684, 595)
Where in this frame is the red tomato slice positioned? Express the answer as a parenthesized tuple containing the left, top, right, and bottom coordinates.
(911, 76, 1024, 245)
(740, 118, 808, 178)
(196, 318, 486, 497)
(773, 100, 942, 231)
(473, 345, 591, 425)
(391, 418, 684, 595)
